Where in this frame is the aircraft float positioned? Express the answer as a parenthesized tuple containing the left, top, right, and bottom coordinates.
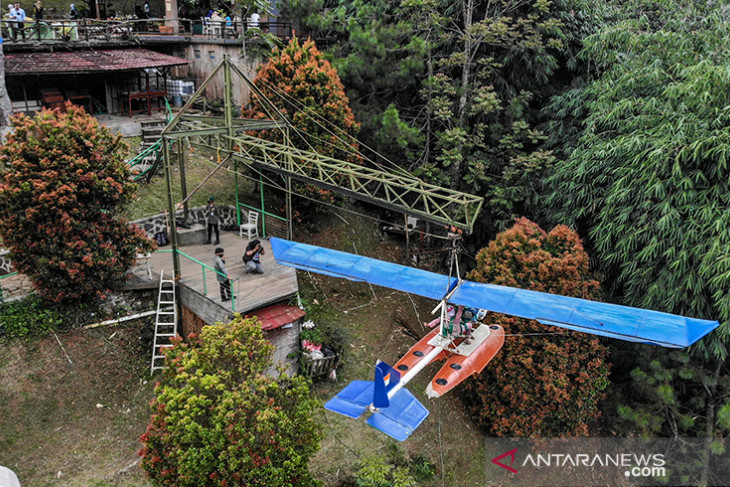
(270, 237, 719, 441)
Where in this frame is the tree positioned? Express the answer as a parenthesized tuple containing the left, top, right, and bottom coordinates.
(544, 4, 730, 478)
(461, 218, 610, 436)
(247, 36, 361, 213)
(249, 37, 360, 161)
(545, 5, 730, 361)
(140, 315, 323, 487)
(0, 104, 153, 302)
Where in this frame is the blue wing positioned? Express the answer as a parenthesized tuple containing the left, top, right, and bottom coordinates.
(271, 238, 718, 348)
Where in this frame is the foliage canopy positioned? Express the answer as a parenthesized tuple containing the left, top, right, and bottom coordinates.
(247, 36, 361, 213)
(140, 315, 323, 487)
(463, 218, 610, 436)
(546, 6, 730, 360)
(0, 105, 153, 302)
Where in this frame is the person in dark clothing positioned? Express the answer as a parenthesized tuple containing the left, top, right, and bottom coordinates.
(214, 247, 232, 301)
(69, 3, 78, 18)
(32, 1, 43, 20)
(205, 196, 220, 245)
(242, 239, 265, 274)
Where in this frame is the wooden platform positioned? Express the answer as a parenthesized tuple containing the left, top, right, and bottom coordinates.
(130, 232, 298, 314)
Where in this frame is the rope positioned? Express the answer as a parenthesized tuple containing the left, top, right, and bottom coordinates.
(249, 72, 414, 179)
(437, 400, 446, 487)
(321, 409, 361, 460)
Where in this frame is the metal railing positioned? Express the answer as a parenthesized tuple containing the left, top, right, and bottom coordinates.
(135, 18, 292, 39)
(126, 99, 174, 181)
(237, 202, 286, 239)
(1, 18, 135, 43)
(1, 17, 292, 43)
(157, 249, 237, 312)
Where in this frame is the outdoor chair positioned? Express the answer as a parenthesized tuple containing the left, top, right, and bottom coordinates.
(239, 211, 259, 240)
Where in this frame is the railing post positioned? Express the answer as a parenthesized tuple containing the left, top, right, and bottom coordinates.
(202, 265, 207, 295)
(229, 280, 235, 312)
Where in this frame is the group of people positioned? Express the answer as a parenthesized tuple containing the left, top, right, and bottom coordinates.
(5, 2, 34, 40)
(206, 197, 265, 302)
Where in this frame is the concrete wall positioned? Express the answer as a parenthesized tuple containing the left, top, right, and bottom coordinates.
(179, 283, 300, 375)
(162, 42, 264, 105)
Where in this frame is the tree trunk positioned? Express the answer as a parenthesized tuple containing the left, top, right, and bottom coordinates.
(423, 40, 433, 165)
(448, 0, 474, 188)
(458, 0, 473, 125)
(699, 360, 723, 486)
(0, 42, 13, 134)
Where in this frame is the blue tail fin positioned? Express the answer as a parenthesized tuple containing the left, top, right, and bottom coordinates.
(323, 361, 428, 441)
(373, 361, 401, 408)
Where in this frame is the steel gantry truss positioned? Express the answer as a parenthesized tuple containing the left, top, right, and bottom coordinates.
(160, 55, 484, 276)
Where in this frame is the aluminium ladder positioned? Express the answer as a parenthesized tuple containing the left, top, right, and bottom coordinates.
(150, 270, 177, 374)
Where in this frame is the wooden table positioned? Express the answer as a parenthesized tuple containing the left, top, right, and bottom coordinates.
(123, 90, 167, 117)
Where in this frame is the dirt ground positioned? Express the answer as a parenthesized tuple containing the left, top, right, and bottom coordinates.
(0, 211, 491, 486)
(0, 321, 156, 487)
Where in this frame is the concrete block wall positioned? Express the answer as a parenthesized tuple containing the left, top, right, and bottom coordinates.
(130, 205, 239, 239)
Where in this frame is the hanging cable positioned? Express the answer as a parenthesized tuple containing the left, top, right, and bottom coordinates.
(189, 142, 458, 241)
(241, 62, 415, 179)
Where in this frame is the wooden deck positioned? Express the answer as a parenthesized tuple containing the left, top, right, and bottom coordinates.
(131, 232, 299, 314)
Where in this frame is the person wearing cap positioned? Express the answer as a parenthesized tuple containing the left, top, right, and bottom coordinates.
(214, 247, 231, 301)
(205, 196, 220, 245)
(242, 238, 265, 274)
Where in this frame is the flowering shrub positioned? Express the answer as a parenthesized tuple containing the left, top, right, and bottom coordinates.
(247, 37, 360, 213)
(462, 218, 610, 436)
(140, 315, 323, 487)
(0, 104, 154, 301)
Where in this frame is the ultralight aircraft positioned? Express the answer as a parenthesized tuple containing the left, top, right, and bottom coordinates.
(271, 237, 719, 441)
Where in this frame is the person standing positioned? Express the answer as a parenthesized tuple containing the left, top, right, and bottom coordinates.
(243, 239, 265, 274)
(69, 3, 78, 18)
(214, 247, 232, 302)
(7, 4, 17, 40)
(143, 0, 150, 18)
(247, 11, 259, 29)
(205, 196, 221, 245)
(13, 3, 25, 40)
(32, 1, 43, 21)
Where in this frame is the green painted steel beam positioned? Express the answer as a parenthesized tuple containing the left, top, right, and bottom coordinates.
(190, 134, 483, 232)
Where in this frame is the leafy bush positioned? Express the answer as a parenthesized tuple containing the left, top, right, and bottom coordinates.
(0, 294, 62, 341)
(300, 326, 324, 345)
(407, 455, 435, 483)
(462, 218, 610, 436)
(140, 314, 323, 487)
(0, 105, 155, 302)
(355, 454, 415, 487)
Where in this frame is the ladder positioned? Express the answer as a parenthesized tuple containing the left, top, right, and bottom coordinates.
(150, 270, 177, 374)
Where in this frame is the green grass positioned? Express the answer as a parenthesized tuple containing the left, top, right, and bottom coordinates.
(122, 144, 257, 221)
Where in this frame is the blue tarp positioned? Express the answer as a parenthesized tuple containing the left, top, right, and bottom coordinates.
(271, 238, 719, 348)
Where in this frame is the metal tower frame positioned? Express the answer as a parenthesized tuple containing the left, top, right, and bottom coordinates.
(161, 55, 484, 279)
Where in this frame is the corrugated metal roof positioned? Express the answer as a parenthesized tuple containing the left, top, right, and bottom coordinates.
(6, 48, 189, 75)
(248, 303, 305, 331)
